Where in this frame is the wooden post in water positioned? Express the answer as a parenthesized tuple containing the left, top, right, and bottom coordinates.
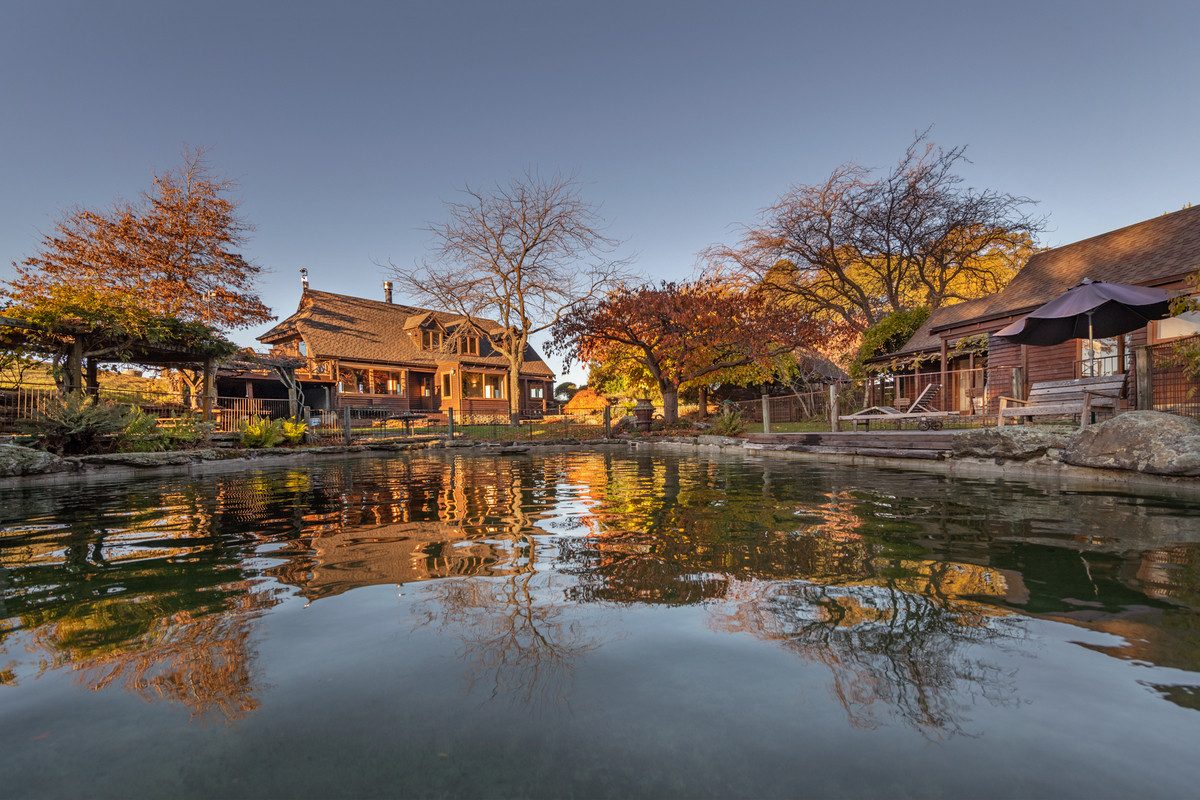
(603, 404, 612, 438)
(829, 384, 840, 432)
(447, 407, 455, 438)
(761, 393, 771, 435)
(342, 407, 352, 444)
(1135, 346, 1153, 410)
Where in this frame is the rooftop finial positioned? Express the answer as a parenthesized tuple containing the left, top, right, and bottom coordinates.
(300, 267, 309, 289)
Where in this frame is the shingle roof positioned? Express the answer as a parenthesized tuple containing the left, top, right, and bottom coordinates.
(885, 204, 1200, 356)
(258, 289, 555, 378)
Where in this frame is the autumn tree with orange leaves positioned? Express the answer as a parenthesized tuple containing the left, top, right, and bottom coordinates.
(3, 149, 271, 391)
(551, 281, 818, 423)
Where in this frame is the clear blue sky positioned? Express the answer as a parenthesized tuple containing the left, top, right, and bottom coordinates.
(3, 0, 1198, 382)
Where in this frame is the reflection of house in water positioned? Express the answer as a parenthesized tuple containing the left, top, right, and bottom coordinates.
(270, 522, 524, 602)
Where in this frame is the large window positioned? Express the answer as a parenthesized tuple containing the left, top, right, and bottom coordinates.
(1154, 301, 1200, 341)
(442, 373, 452, 398)
(462, 371, 505, 399)
(339, 367, 405, 395)
(530, 385, 545, 399)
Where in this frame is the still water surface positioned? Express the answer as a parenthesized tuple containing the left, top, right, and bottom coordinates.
(2, 450, 1200, 798)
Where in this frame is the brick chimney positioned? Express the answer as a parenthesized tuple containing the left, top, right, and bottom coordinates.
(383, 280, 394, 303)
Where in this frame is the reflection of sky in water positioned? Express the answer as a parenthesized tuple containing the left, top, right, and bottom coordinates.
(2, 451, 1200, 798)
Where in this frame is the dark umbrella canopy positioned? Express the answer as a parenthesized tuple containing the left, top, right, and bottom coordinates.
(995, 278, 1172, 345)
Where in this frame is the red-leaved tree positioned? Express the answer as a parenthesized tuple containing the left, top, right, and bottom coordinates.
(550, 281, 819, 423)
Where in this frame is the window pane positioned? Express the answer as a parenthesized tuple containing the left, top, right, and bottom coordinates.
(1159, 309, 1200, 340)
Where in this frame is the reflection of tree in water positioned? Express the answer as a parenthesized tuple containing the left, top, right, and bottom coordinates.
(0, 478, 281, 721)
(710, 575, 1023, 735)
(416, 570, 601, 707)
(562, 455, 1029, 734)
(33, 588, 275, 720)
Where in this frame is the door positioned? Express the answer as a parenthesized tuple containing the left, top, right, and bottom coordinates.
(410, 372, 436, 410)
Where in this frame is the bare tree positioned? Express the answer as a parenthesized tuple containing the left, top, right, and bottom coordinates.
(705, 132, 1042, 335)
(392, 173, 631, 423)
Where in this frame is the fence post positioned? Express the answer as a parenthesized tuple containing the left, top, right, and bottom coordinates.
(829, 384, 840, 432)
(342, 407, 352, 445)
(1135, 346, 1153, 410)
(603, 405, 612, 438)
(447, 407, 455, 438)
(761, 393, 771, 435)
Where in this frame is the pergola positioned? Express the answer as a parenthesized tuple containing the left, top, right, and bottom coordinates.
(0, 316, 305, 420)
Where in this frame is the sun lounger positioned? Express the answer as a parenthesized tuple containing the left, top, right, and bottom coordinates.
(839, 383, 953, 430)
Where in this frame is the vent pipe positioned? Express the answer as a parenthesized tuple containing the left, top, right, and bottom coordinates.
(383, 280, 394, 303)
(299, 267, 309, 289)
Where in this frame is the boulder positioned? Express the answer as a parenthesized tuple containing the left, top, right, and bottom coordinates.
(76, 450, 205, 467)
(0, 444, 74, 477)
(1063, 411, 1200, 476)
(950, 426, 1071, 461)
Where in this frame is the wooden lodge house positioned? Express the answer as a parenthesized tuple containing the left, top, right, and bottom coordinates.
(867, 205, 1200, 416)
(217, 282, 555, 420)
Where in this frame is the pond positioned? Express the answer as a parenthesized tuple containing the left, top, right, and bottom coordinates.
(2, 449, 1200, 798)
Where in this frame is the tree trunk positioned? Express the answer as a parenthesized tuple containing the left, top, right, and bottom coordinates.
(85, 358, 100, 403)
(507, 355, 522, 426)
(661, 384, 679, 424)
(697, 386, 708, 419)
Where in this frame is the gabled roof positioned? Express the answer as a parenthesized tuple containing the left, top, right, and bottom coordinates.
(258, 289, 554, 377)
(882, 204, 1200, 358)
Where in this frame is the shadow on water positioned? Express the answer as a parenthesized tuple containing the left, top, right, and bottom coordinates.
(2, 449, 1200, 737)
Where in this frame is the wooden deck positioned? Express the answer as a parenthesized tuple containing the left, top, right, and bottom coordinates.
(745, 430, 957, 460)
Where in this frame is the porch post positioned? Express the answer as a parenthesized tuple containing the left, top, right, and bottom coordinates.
(1135, 346, 1153, 411)
(64, 337, 84, 394)
(84, 358, 99, 403)
(201, 357, 216, 423)
(939, 338, 949, 412)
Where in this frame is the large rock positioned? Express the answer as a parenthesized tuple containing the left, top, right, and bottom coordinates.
(1063, 411, 1200, 476)
(76, 450, 206, 467)
(0, 444, 74, 477)
(951, 426, 1071, 461)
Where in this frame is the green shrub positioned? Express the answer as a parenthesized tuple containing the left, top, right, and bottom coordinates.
(119, 407, 168, 452)
(710, 407, 746, 437)
(161, 411, 213, 449)
(21, 392, 131, 455)
(239, 416, 284, 448)
(281, 419, 307, 445)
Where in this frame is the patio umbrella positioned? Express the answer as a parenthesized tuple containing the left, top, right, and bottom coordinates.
(995, 278, 1172, 374)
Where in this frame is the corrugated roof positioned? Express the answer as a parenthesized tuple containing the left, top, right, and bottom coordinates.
(258, 289, 555, 377)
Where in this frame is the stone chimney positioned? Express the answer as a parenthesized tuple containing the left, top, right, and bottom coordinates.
(299, 267, 309, 289)
(383, 280, 394, 303)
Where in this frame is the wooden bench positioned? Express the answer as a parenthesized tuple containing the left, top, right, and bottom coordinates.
(998, 375, 1126, 427)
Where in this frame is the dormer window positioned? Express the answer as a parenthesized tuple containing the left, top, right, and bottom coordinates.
(422, 329, 442, 350)
(457, 336, 480, 356)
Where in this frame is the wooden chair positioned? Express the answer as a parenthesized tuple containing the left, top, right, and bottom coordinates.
(998, 375, 1125, 427)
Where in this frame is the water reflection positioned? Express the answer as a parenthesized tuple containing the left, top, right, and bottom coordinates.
(2, 450, 1200, 732)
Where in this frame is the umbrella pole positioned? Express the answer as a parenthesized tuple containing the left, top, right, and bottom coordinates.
(1087, 311, 1095, 377)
